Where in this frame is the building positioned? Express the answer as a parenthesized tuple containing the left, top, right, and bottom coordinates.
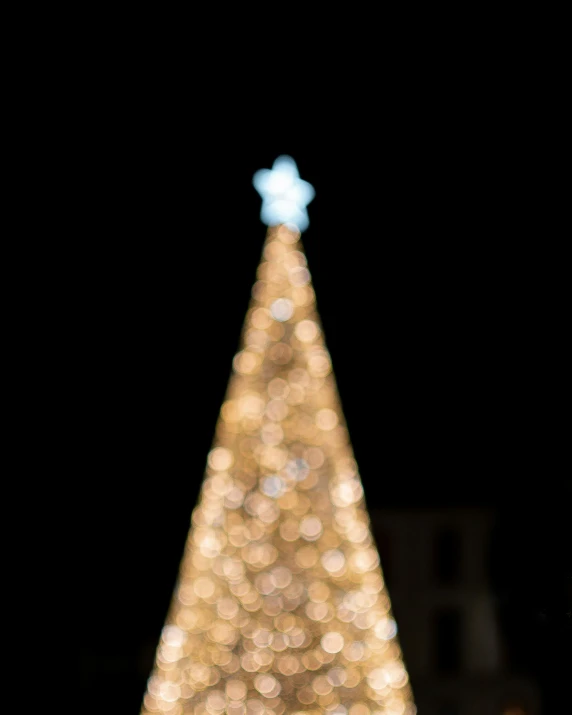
(370, 508, 540, 715)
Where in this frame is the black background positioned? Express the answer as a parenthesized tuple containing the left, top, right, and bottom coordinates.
(73, 86, 570, 714)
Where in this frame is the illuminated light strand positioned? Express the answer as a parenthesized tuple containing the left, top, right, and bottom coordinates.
(141, 203, 415, 715)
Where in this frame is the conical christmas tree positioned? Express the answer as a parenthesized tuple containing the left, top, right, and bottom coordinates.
(141, 157, 415, 715)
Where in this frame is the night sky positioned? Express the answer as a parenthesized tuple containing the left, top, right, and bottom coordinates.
(77, 108, 570, 713)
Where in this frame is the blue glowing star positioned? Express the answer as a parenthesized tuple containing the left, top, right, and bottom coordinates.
(253, 156, 315, 232)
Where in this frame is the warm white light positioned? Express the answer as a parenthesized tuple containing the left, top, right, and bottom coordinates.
(253, 156, 315, 232)
(140, 222, 415, 715)
(270, 298, 294, 322)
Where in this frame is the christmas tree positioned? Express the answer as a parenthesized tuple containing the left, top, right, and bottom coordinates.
(141, 157, 416, 715)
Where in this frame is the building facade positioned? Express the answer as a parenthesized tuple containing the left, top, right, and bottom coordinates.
(370, 508, 539, 715)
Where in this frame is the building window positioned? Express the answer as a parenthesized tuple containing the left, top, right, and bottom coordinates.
(435, 608, 462, 673)
(434, 528, 461, 584)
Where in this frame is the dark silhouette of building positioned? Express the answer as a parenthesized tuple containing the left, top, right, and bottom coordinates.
(372, 508, 540, 714)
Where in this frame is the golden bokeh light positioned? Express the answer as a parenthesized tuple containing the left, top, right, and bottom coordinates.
(141, 225, 415, 715)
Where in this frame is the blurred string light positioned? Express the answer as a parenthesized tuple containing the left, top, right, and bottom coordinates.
(141, 162, 415, 715)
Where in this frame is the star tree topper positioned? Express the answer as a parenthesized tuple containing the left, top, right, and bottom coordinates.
(253, 155, 315, 232)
